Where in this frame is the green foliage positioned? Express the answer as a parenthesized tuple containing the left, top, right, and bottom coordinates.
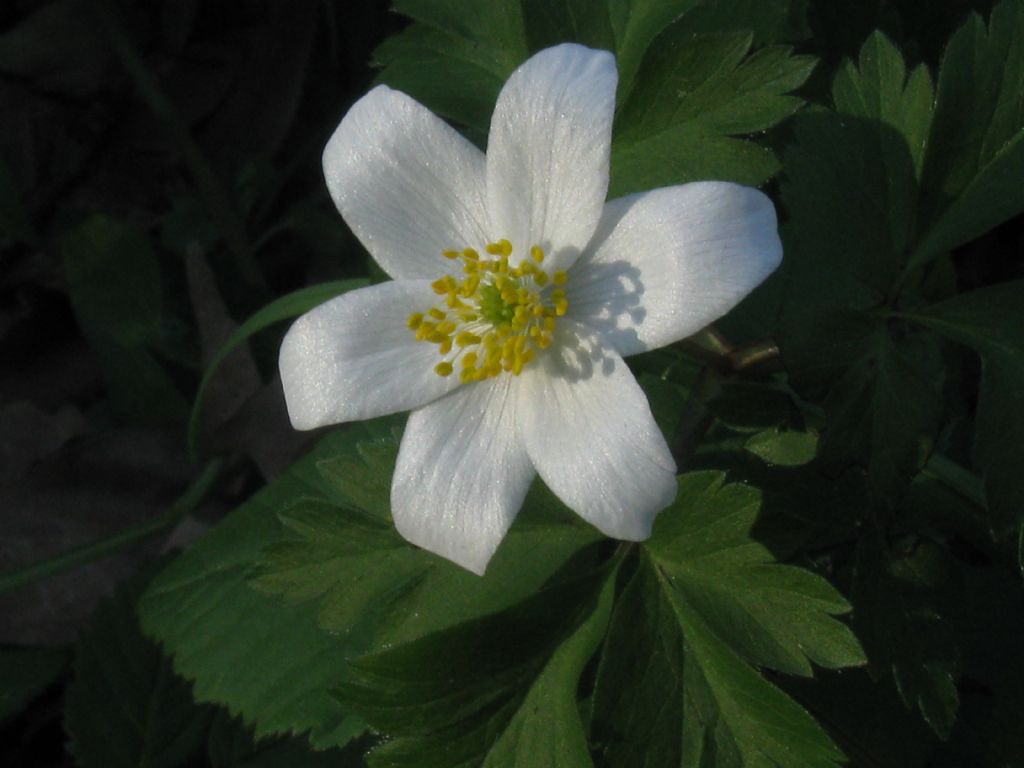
(375, 0, 814, 187)
(373, 0, 528, 132)
(64, 565, 367, 767)
(852, 537, 961, 740)
(609, 31, 815, 193)
(592, 473, 862, 767)
(647, 474, 864, 677)
(909, 280, 1024, 534)
(337, 568, 615, 767)
(913, 0, 1024, 269)
(65, 567, 213, 768)
(138, 428, 394, 749)
(831, 31, 934, 177)
(743, 428, 817, 466)
(140, 425, 601, 750)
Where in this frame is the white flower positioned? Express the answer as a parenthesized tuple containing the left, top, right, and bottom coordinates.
(279, 44, 782, 575)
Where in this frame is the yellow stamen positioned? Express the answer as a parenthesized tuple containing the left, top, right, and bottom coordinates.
(411, 241, 570, 380)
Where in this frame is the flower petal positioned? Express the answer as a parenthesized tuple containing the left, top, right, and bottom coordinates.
(486, 44, 617, 271)
(567, 183, 782, 356)
(323, 86, 490, 280)
(279, 280, 461, 429)
(391, 378, 534, 575)
(518, 321, 677, 540)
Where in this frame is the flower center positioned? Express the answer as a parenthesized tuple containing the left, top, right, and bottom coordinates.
(406, 239, 569, 383)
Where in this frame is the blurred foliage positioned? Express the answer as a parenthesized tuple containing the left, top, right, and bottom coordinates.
(1, 0, 1023, 766)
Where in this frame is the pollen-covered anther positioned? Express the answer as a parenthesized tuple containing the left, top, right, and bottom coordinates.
(407, 241, 568, 380)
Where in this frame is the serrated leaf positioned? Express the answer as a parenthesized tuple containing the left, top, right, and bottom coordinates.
(852, 537, 961, 739)
(593, 475, 862, 768)
(590, 564, 685, 768)
(141, 426, 600, 750)
(913, 0, 1024, 269)
(315, 437, 398, 520)
(661, 580, 845, 768)
(775, 33, 951, 503)
(482, 575, 614, 767)
(605, 0, 703, 102)
(140, 429, 397, 748)
(205, 708, 365, 768)
(832, 31, 934, 177)
(908, 280, 1024, 534)
(253, 491, 600, 644)
(647, 473, 864, 677)
(373, 0, 526, 132)
(335, 565, 614, 768)
(777, 35, 932, 374)
(610, 30, 815, 194)
(66, 567, 213, 768)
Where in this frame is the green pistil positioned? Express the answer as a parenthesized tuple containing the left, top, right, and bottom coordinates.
(478, 283, 516, 326)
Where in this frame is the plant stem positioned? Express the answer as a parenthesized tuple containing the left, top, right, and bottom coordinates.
(922, 453, 987, 511)
(729, 340, 781, 372)
(0, 458, 223, 596)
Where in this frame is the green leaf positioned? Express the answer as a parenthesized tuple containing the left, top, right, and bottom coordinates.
(852, 537, 961, 739)
(661, 582, 844, 768)
(908, 280, 1024, 534)
(590, 562, 684, 768)
(674, 0, 811, 47)
(521, 0, 615, 52)
(647, 473, 865, 677)
(66, 567, 213, 768)
(744, 428, 817, 466)
(187, 279, 368, 459)
(913, 0, 1024, 269)
(140, 429, 391, 749)
(204, 709, 366, 768)
(610, 30, 815, 194)
(482, 575, 613, 767)
(817, 328, 945, 503)
(0, 647, 68, 721)
(334, 565, 615, 767)
(373, 0, 527, 132)
(593, 475, 862, 767)
(777, 35, 931, 367)
(775, 34, 951, 502)
(141, 426, 599, 750)
(252, 490, 598, 643)
(832, 31, 934, 177)
(62, 215, 188, 423)
(605, 0, 703, 101)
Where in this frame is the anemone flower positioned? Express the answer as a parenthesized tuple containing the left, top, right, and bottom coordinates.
(279, 43, 782, 575)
